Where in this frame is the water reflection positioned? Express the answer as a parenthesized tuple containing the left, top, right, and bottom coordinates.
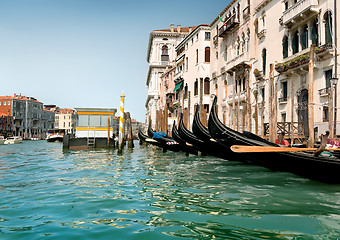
(0, 141, 340, 239)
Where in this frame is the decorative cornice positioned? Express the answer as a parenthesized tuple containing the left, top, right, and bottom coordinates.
(255, 0, 273, 13)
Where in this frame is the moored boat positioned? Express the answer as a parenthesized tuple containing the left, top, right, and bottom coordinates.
(4, 136, 23, 144)
(208, 96, 340, 184)
(0, 136, 5, 145)
(171, 122, 198, 155)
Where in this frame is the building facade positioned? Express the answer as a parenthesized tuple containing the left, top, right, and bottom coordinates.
(0, 94, 53, 139)
(145, 0, 339, 141)
(55, 108, 76, 134)
(145, 24, 195, 129)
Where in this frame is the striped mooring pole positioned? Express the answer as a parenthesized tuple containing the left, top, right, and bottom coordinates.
(118, 92, 125, 153)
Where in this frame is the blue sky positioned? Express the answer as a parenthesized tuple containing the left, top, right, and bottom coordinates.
(0, 0, 231, 121)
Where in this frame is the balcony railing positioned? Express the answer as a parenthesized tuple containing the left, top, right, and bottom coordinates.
(318, 87, 330, 96)
(279, 96, 288, 103)
(243, 6, 250, 19)
(213, 35, 218, 46)
(219, 14, 239, 37)
(281, 0, 319, 27)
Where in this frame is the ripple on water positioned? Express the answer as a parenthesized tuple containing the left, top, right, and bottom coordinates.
(1, 141, 340, 239)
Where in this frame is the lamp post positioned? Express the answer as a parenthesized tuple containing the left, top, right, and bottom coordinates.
(330, 76, 338, 137)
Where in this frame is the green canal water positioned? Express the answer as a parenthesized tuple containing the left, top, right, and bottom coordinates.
(1, 141, 340, 239)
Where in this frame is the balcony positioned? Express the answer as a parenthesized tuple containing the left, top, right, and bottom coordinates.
(213, 35, 218, 46)
(281, 0, 319, 28)
(279, 96, 288, 103)
(318, 87, 330, 97)
(243, 6, 250, 20)
(219, 14, 239, 37)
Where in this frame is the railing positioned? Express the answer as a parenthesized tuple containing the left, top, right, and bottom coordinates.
(263, 122, 305, 138)
(279, 96, 288, 103)
(243, 6, 250, 19)
(282, 0, 319, 26)
(219, 14, 239, 37)
(213, 35, 218, 45)
(318, 87, 330, 96)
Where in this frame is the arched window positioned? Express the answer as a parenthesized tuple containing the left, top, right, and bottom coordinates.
(196, 49, 199, 64)
(262, 48, 267, 75)
(312, 19, 319, 46)
(204, 78, 210, 95)
(215, 84, 218, 97)
(184, 84, 188, 99)
(194, 79, 198, 96)
(161, 45, 169, 62)
(292, 30, 299, 54)
(282, 36, 289, 58)
(204, 47, 210, 62)
(324, 11, 333, 44)
(237, 37, 240, 55)
(301, 25, 308, 50)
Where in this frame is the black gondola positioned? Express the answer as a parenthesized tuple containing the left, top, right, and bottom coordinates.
(138, 127, 163, 148)
(172, 122, 198, 155)
(147, 122, 187, 153)
(178, 114, 210, 155)
(192, 106, 245, 162)
(208, 96, 340, 183)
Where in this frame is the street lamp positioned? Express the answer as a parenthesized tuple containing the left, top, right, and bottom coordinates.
(330, 76, 339, 137)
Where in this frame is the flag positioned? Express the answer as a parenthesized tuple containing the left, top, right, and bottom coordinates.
(219, 15, 226, 26)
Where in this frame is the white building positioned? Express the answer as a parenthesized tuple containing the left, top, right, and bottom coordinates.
(174, 24, 212, 129)
(145, 24, 194, 129)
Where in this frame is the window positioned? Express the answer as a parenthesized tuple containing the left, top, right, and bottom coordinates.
(262, 48, 267, 75)
(194, 80, 198, 96)
(161, 45, 169, 62)
(284, 1, 288, 11)
(282, 36, 289, 58)
(312, 19, 319, 46)
(261, 87, 265, 102)
(204, 78, 210, 95)
(282, 81, 288, 100)
(63, 122, 65, 128)
(186, 57, 188, 71)
(0, 102, 1, 106)
(78, 115, 89, 127)
(8, 101, 10, 105)
(323, 106, 329, 122)
(281, 113, 286, 122)
(325, 69, 333, 88)
(324, 11, 333, 44)
(184, 85, 188, 99)
(203, 104, 210, 114)
(205, 32, 210, 40)
(4, 101, 6, 106)
(215, 84, 218, 97)
(292, 30, 299, 54)
(301, 25, 308, 50)
(196, 49, 198, 64)
(205, 47, 210, 63)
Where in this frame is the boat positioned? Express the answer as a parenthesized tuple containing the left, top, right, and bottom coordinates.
(192, 106, 246, 162)
(208, 96, 340, 184)
(138, 127, 164, 148)
(31, 137, 40, 141)
(4, 136, 23, 144)
(177, 114, 210, 155)
(147, 123, 185, 153)
(171, 122, 198, 155)
(0, 136, 5, 145)
(46, 130, 64, 142)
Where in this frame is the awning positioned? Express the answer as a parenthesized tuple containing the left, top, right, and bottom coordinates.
(173, 82, 183, 92)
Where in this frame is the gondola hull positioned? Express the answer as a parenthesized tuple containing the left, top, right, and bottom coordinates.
(208, 96, 340, 184)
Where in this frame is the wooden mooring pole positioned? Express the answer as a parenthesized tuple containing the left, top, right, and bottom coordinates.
(308, 45, 315, 147)
(118, 92, 125, 153)
(269, 64, 277, 143)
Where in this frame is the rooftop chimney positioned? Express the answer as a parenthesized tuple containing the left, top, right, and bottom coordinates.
(177, 25, 181, 33)
(189, 27, 192, 33)
(170, 24, 174, 33)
